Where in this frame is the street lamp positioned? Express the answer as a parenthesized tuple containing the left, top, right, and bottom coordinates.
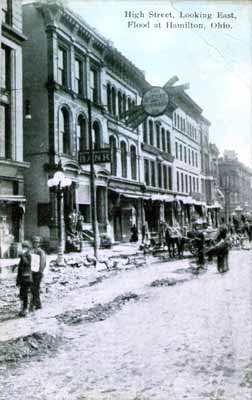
(47, 171, 72, 266)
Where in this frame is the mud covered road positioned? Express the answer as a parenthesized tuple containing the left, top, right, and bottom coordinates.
(0, 250, 252, 400)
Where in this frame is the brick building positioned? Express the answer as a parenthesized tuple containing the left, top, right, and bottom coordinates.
(0, 0, 29, 257)
(22, 0, 212, 249)
(218, 151, 252, 222)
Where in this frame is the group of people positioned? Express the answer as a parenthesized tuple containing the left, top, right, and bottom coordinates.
(16, 236, 46, 317)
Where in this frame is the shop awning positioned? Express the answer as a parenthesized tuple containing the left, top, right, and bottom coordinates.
(151, 194, 174, 202)
(0, 195, 26, 203)
(206, 201, 223, 209)
(108, 187, 151, 200)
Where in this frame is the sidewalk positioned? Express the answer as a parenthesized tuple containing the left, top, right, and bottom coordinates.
(0, 242, 142, 272)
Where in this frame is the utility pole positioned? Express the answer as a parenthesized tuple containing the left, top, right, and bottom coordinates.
(87, 99, 98, 259)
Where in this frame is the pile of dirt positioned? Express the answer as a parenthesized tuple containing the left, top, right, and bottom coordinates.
(57, 292, 140, 325)
(150, 277, 190, 287)
(0, 332, 61, 364)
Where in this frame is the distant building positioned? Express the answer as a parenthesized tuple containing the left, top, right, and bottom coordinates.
(0, 0, 29, 257)
(199, 117, 222, 226)
(218, 151, 252, 221)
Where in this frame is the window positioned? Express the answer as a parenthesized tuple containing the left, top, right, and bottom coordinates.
(90, 67, 99, 104)
(166, 131, 171, 154)
(128, 98, 132, 111)
(157, 162, 162, 188)
(130, 145, 137, 180)
(59, 107, 71, 155)
(118, 91, 122, 118)
(185, 175, 188, 193)
(193, 177, 196, 192)
(175, 142, 178, 158)
(144, 159, 149, 186)
(161, 128, 166, 152)
(192, 151, 195, 166)
(57, 47, 67, 86)
(196, 177, 199, 192)
(121, 141, 127, 178)
(188, 148, 191, 164)
(1, 45, 11, 90)
(177, 171, 180, 192)
(143, 120, 148, 144)
(93, 121, 101, 150)
(107, 83, 111, 113)
(176, 114, 179, 129)
(173, 112, 176, 126)
(179, 144, 183, 161)
(151, 161, 156, 187)
(149, 120, 154, 146)
(189, 176, 192, 193)
(74, 58, 82, 94)
(184, 146, 187, 163)
(2, 0, 11, 24)
(163, 165, 168, 189)
(77, 115, 87, 153)
(110, 136, 117, 176)
(0, 103, 11, 158)
(111, 87, 116, 115)
(195, 152, 198, 167)
(156, 123, 160, 149)
(168, 167, 172, 190)
(122, 94, 126, 114)
(181, 172, 184, 192)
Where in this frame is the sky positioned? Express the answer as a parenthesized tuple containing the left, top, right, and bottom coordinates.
(23, 0, 252, 167)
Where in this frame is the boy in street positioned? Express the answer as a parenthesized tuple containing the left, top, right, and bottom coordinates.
(30, 236, 46, 310)
(16, 241, 32, 317)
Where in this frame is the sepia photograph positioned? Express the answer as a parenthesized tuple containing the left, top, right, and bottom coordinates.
(0, 0, 252, 399)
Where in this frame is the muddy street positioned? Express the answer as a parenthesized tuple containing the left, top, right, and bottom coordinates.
(0, 250, 252, 400)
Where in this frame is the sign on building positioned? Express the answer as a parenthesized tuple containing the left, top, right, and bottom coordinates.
(79, 148, 111, 165)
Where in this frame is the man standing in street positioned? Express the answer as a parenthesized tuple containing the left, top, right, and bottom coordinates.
(30, 236, 46, 310)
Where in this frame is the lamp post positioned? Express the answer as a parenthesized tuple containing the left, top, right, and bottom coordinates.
(48, 171, 72, 266)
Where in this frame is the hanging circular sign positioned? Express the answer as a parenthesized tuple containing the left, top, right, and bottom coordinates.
(142, 86, 169, 117)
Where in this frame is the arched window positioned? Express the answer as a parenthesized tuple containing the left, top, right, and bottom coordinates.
(107, 83, 111, 113)
(156, 123, 160, 149)
(111, 87, 116, 115)
(122, 93, 126, 114)
(59, 107, 71, 155)
(128, 98, 132, 111)
(143, 120, 148, 144)
(77, 115, 87, 153)
(166, 130, 171, 154)
(121, 141, 127, 178)
(110, 136, 117, 176)
(161, 127, 166, 152)
(130, 145, 137, 180)
(93, 121, 101, 150)
(118, 91, 122, 118)
(149, 119, 154, 146)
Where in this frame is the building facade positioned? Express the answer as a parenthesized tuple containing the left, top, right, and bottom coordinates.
(199, 117, 222, 226)
(22, 1, 149, 247)
(0, 0, 29, 257)
(218, 151, 252, 222)
(22, 1, 212, 249)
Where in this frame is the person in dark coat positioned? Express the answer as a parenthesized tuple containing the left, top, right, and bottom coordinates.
(130, 225, 138, 242)
(16, 241, 32, 317)
(165, 225, 175, 258)
(30, 236, 47, 310)
(194, 230, 205, 267)
(216, 227, 231, 273)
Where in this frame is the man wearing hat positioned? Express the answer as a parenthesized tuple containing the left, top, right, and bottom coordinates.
(16, 241, 32, 317)
(30, 236, 46, 310)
